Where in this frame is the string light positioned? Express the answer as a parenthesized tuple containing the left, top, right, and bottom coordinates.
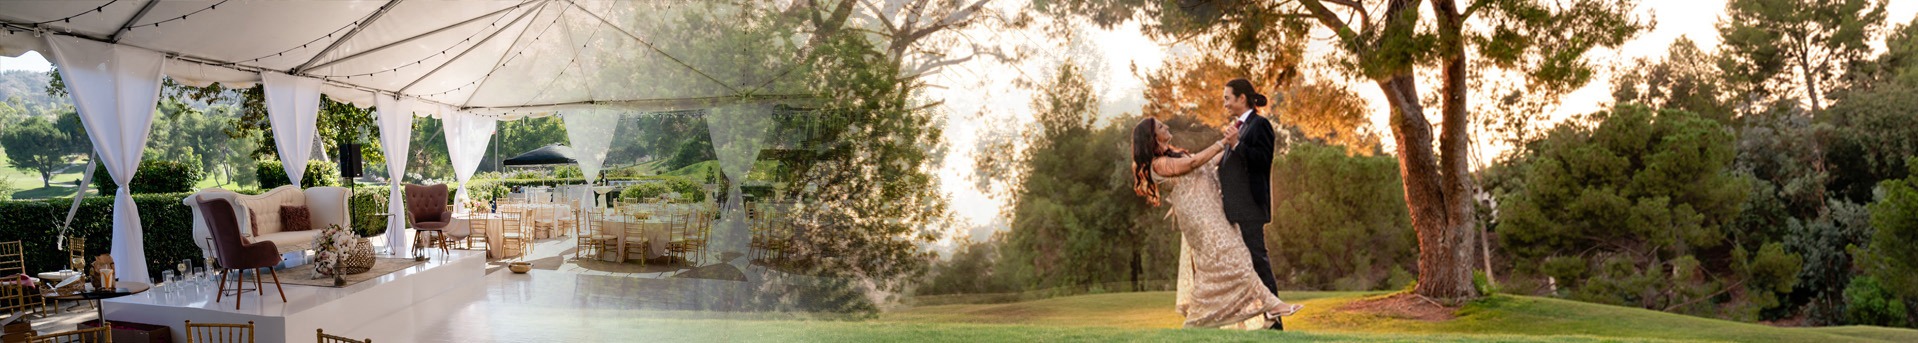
(124, 0, 231, 29)
(232, 22, 357, 64)
(32, 0, 120, 25)
(408, 5, 573, 98)
(315, 3, 528, 79)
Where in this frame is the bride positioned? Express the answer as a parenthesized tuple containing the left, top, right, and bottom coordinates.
(1132, 117, 1301, 329)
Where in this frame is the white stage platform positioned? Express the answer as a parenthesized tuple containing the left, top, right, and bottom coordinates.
(102, 250, 487, 343)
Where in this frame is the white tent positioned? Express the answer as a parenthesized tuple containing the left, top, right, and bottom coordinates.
(1, 1, 794, 281)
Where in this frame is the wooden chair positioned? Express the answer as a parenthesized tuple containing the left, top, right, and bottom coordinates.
(184, 320, 254, 343)
(666, 209, 709, 266)
(0, 240, 44, 319)
(49, 237, 88, 313)
(465, 214, 491, 251)
(627, 205, 671, 264)
(575, 211, 616, 261)
(316, 328, 370, 343)
(498, 212, 530, 260)
(26, 326, 111, 343)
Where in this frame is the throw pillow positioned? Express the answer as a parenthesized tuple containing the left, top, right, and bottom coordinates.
(282, 205, 312, 232)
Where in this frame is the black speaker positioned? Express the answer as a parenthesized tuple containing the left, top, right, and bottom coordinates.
(340, 142, 363, 178)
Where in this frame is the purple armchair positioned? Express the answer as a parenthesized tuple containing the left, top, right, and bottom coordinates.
(196, 197, 286, 309)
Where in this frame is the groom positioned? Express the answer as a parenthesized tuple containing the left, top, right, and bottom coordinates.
(1218, 79, 1280, 330)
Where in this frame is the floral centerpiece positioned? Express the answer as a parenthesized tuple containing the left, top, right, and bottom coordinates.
(313, 223, 359, 278)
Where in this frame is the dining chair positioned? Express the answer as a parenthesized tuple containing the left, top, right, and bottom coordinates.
(26, 326, 110, 343)
(623, 209, 657, 265)
(499, 212, 530, 259)
(666, 209, 708, 266)
(316, 328, 370, 343)
(576, 211, 617, 261)
(54, 237, 88, 313)
(466, 215, 491, 251)
(0, 240, 43, 319)
(184, 320, 255, 343)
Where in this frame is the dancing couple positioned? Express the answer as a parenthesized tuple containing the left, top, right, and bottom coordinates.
(1132, 78, 1301, 330)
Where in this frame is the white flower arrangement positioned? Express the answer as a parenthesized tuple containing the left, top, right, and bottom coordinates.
(313, 223, 359, 276)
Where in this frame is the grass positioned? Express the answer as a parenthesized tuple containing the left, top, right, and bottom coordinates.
(868, 291, 1918, 342)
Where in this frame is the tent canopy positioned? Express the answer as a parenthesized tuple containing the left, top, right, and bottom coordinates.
(502, 144, 576, 166)
(0, 0, 805, 118)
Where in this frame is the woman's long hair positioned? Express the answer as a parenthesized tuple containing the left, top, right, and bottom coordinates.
(1131, 118, 1185, 207)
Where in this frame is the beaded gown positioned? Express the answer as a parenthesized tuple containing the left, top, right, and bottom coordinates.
(1159, 155, 1284, 329)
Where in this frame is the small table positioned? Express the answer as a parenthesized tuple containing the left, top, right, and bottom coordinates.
(44, 282, 150, 329)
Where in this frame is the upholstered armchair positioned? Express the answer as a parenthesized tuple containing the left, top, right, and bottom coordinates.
(197, 198, 287, 310)
(404, 184, 452, 256)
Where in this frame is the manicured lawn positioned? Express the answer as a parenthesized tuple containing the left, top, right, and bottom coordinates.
(875, 291, 1918, 342)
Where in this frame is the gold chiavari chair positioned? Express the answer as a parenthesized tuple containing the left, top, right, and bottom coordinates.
(55, 237, 88, 313)
(26, 326, 110, 343)
(574, 210, 614, 261)
(0, 241, 42, 319)
(666, 209, 708, 266)
(184, 320, 255, 343)
(623, 206, 658, 265)
(466, 213, 491, 251)
(316, 328, 370, 343)
(499, 211, 530, 260)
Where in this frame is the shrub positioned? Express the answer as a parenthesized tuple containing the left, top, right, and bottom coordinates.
(348, 187, 389, 237)
(95, 160, 206, 194)
(1843, 276, 1910, 327)
(0, 193, 204, 283)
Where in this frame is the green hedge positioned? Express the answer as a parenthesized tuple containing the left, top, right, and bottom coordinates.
(348, 187, 389, 237)
(0, 193, 202, 283)
(94, 160, 207, 194)
(256, 160, 340, 189)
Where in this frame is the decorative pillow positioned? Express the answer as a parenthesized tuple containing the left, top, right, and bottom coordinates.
(282, 206, 312, 232)
(248, 209, 262, 237)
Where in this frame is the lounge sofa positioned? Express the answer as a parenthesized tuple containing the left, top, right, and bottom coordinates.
(184, 185, 351, 255)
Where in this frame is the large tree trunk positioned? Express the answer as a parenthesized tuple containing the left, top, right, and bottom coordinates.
(1300, 0, 1481, 301)
(1427, 0, 1480, 301)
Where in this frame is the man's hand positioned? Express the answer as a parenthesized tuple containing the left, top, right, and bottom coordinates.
(1221, 123, 1241, 149)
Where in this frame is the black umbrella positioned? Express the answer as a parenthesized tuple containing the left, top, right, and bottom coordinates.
(502, 144, 578, 166)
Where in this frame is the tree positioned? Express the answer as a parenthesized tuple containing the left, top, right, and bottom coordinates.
(1611, 37, 1735, 123)
(1041, 0, 1645, 300)
(1865, 157, 1918, 326)
(0, 115, 76, 188)
(1270, 141, 1413, 290)
(1717, 0, 1887, 113)
(995, 62, 1178, 292)
(1500, 104, 1796, 319)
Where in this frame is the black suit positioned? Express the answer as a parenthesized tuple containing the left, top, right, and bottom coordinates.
(1218, 112, 1278, 297)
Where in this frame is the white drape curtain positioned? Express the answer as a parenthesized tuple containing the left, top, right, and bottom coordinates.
(443, 110, 496, 214)
(564, 105, 618, 215)
(45, 36, 165, 282)
(562, 106, 617, 184)
(705, 104, 772, 265)
(263, 72, 324, 186)
(377, 95, 418, 253)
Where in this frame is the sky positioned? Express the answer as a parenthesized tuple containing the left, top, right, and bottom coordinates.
(6, 1, 1916, 255)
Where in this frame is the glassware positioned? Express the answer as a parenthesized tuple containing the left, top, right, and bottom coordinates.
(192, 267, 207, 286)
(159, 270, 176, 292)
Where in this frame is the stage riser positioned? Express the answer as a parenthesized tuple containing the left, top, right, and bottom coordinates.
(103, 250, 487, 343)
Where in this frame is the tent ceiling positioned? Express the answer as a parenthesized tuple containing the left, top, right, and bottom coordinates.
(0, 0, 804, 116)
